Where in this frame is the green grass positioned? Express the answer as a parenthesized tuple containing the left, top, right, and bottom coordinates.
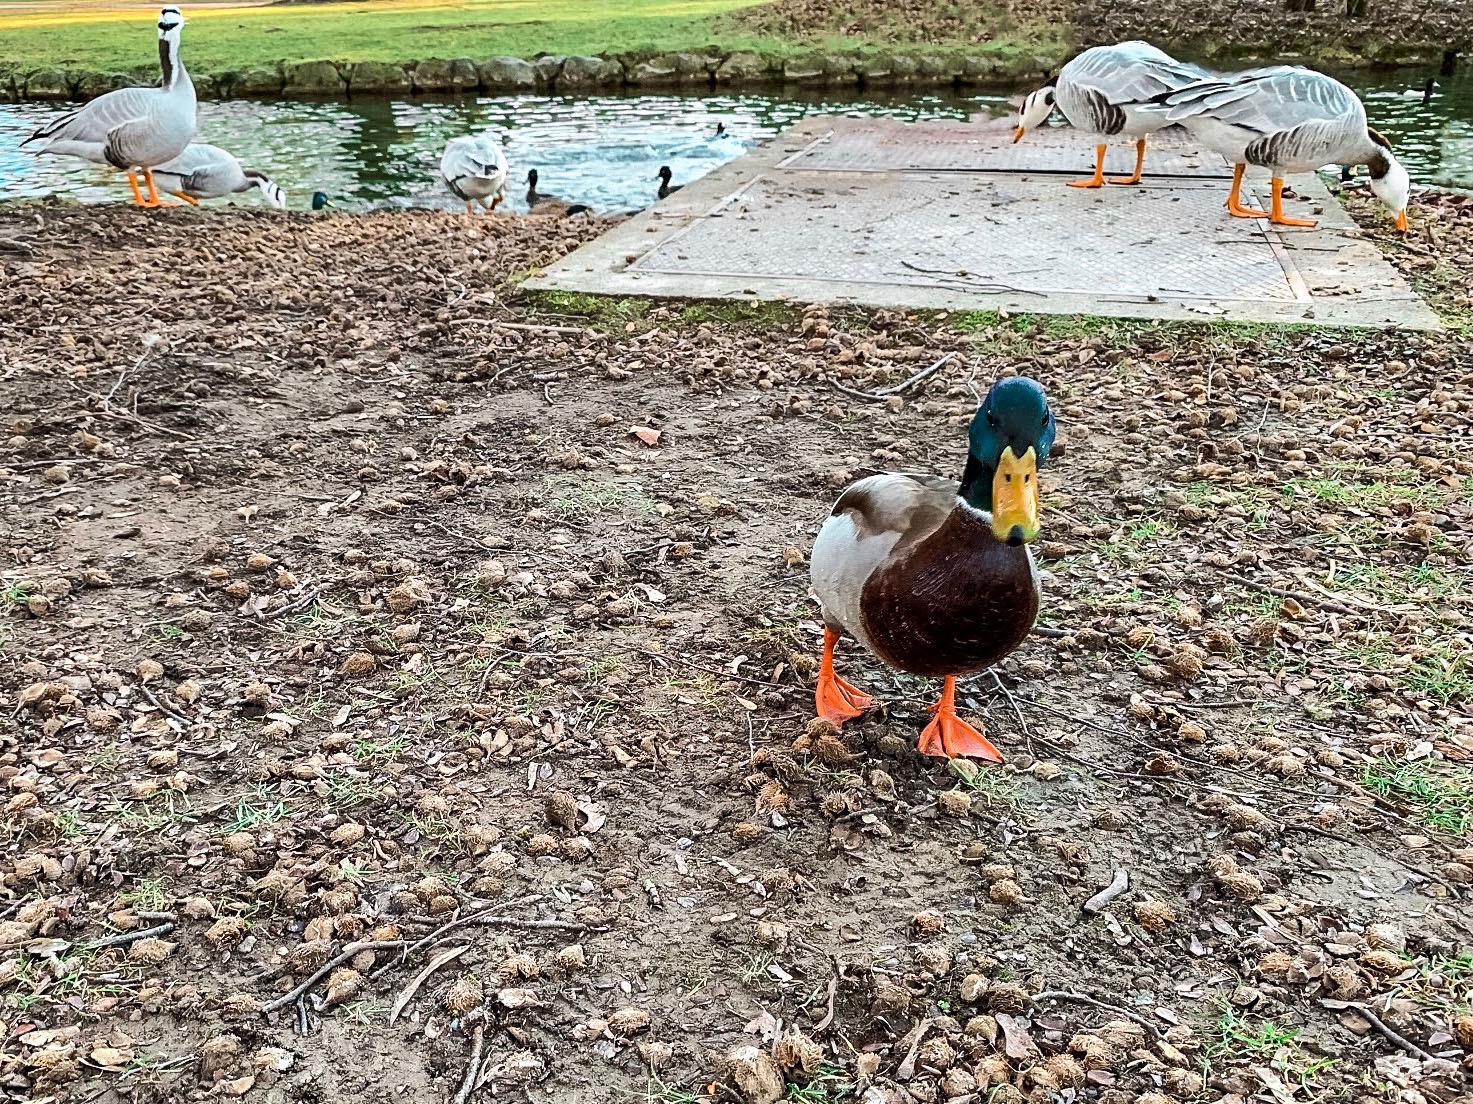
(0, 0, 1063, 81)
(1361, 758, 1473, 835)
(524, 291, 805, 329)
(221, 787, 292, 833)
(1209, 1007, 1300, 1056)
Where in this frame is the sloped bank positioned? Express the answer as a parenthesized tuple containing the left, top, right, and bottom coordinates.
(0, 46, 1067, 103)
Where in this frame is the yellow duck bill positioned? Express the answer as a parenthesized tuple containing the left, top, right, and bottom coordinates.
(990, 446, 1040, 544)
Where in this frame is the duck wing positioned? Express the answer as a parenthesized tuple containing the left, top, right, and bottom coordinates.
(810, 474, 956, 636)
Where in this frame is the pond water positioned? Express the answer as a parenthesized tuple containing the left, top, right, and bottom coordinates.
(0, 70, 1468, 213)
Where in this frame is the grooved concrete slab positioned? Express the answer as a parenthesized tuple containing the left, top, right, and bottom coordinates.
(527, 117, 1441, 330)
(779, 117, 1233, 177)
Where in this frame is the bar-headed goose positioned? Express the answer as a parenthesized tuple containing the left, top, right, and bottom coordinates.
(21, 6, 196, 208)
(440, 134, 507, 214)
(1013, 41, 1209, 188)
(151, 143, 287, 208)
(1150, 66, 1410, 230)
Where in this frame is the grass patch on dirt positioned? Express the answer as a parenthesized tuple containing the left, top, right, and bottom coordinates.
(1361, 758, 1473, 834)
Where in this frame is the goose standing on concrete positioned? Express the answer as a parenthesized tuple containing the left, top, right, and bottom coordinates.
(1149, 66, 1410, 230)
(1012, 41, 1209, 188)
(151, 143, 287, 207)
(440, 134, 507, 214)
(21, 7, 196, 208)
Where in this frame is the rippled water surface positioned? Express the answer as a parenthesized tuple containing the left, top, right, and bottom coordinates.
(0, 71, 1467, 212)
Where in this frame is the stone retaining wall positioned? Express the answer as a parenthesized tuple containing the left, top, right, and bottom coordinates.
(0, 47, 1066, 102)
(2, 28, 1459, 104)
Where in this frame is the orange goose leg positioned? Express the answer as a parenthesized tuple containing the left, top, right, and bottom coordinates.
(1224, 163, 1269, 218)
(1107, 137, 1146, 185)
(1269, 176, 1317, 227)
(1068, 143, 1108, 188)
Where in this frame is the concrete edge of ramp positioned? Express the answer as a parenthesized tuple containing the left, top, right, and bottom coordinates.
(525, 117, 1444, 332)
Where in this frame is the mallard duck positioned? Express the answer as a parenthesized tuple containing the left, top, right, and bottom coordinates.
(151, 143, 286, 207)
(1150, 66, 1410, 230)
(524, 169, 591, 216)
(656, 165, 682, 199)
(21, 7, 196, 208)
(810, 377, 1055, 761)
(441, 134, 507, 214)
(311, 191, 331, 211)
(1013, 40, 1209, 188)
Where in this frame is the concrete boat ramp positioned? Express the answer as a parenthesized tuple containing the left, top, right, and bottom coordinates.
(527, 116, 1440, 330)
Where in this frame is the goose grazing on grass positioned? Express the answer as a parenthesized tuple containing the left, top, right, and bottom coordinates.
(1013, 41, 1210, 188)
(811, 377, 1056, 762)
(440, 134, 507, 214)
(1150, 66, 1410, 230)
(21, 6, 196, 208)
(151, 143, 286, 208)
(656, 165, 682, 199)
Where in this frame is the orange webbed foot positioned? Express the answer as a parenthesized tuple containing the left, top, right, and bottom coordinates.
(1270, 213, 1318, 228)
(915, 676, 1003, 762)
(917, 708, 1003, 762)
(1226, 199, 1269, 218)
(1067, 176, 1105, 189)
(1106, 174, 1142, 186)
(815, 625, 877, 726)
(816, 671, 874, 725)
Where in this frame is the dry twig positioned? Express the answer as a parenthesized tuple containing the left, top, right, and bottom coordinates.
(260, 939, 408, 1014)
(1081, 869, 1130, 914)
(452, 1022, 486, 1104)
(1031, 990, 1161, 1039)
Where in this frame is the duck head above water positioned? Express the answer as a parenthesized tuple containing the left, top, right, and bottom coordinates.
(311, 191, 331, 210)
(959, 377, 1055, 545)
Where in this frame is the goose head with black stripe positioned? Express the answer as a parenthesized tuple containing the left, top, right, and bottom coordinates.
(809, 376, 1056, 762)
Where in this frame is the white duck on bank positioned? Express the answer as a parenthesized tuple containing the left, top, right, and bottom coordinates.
(1148, 65, 1410, 230)
(151, 143, 286, 207)
(1012, 40, 1210, 188)
(440, 134, 507, 214)
(21, 6, 196, 208)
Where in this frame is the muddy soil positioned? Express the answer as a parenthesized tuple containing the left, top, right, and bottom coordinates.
(1, 191, 1471, 1104)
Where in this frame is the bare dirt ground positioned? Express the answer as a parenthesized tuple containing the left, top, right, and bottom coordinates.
(1, 188, 1471, 1104)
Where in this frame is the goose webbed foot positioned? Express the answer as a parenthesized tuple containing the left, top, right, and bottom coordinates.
(1106, 138, 1146, 185)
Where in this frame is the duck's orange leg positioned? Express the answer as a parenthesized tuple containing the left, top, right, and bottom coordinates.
(1107, 137, 1146, 185)
(815, 626, 875, 725)
(1269, 176, 1316, 228)
(917, 676, 1003, 762)
(1224, 163, 1268, 219)
(1069, 143, 1108, 188)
